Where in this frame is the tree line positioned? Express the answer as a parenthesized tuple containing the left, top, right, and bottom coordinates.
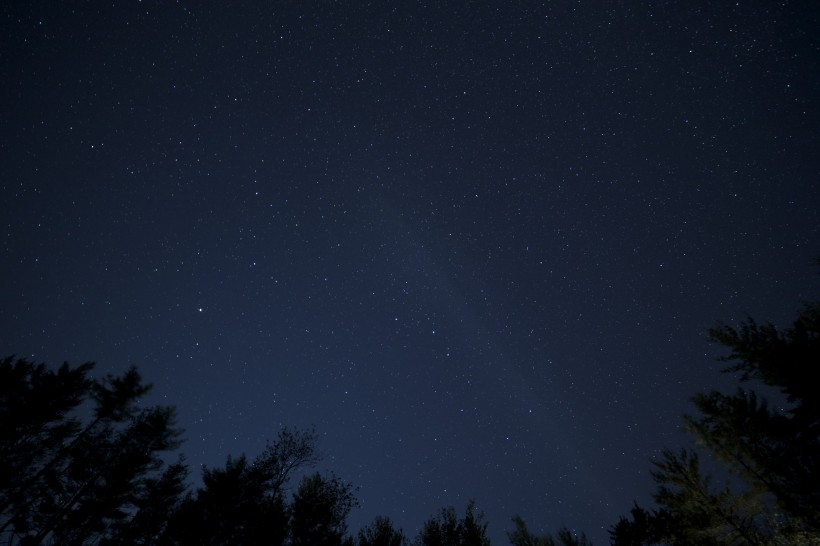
(2, 302, 818, 545)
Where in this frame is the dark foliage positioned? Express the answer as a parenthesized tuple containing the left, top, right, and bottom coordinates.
(290, 472, 359, 546)
(101, 458, 188, 546)
(609, 504, 673, 546)
(415, 500, 491, 546)
(0, 358, 182, 546)
(162, 454, 288, 546)
(358, 515, 407, 546)
(161, 427, 319, 546)
(698, 304, 820, 529)
(611, 302, 820, 545)
(4, 300, 817, 545)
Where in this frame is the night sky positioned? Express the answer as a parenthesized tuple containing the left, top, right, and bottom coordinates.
(2, 2, 819, 544)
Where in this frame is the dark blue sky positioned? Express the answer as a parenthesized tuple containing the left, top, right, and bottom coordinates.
(2, 2, 818, 543)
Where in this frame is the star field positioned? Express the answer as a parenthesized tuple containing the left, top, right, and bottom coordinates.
(2, 2, 819, 544)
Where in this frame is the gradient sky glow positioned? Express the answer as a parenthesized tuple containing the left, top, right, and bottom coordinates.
(2, 2, 819, 544)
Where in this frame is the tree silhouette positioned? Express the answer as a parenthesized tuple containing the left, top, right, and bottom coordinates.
(608, 504, 673, 546)
(101, 458, 188, 545)
(695, 305, 820, 530)
(289, 471, 358, 546)
(414, 500, 490, 546)
(5, 299, 818, 546)
(162, 454, 288, 546)
(0, 358, 94, 527)
(357, 515, 407, 546)
(611, 302, 820, 545)
(160, 427, 319, 546)
(0, 358, 183, 546)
